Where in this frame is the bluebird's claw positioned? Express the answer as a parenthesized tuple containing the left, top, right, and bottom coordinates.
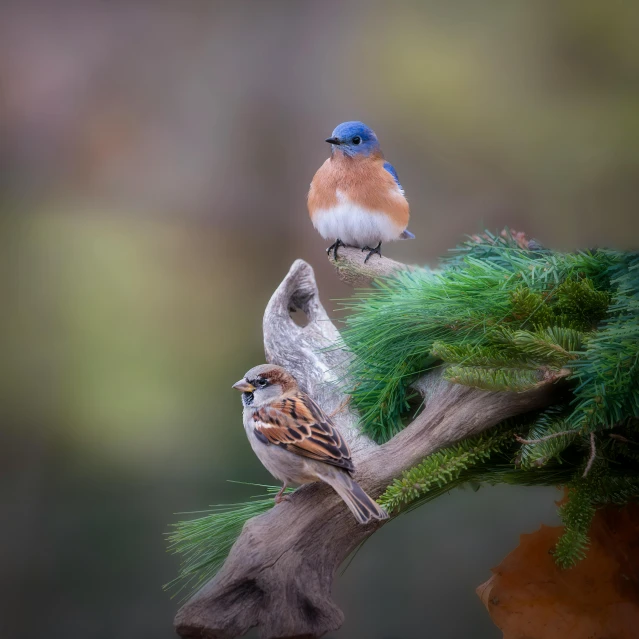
(327, 239, 345, 260)
(362, 241, 382, 263)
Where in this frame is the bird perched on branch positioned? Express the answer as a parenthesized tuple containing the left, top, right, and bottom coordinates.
(232, 364, 388, 524)
(308, 120, 413, 262)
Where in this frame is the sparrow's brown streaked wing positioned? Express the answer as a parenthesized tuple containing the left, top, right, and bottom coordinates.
(252, 393, 354, 472)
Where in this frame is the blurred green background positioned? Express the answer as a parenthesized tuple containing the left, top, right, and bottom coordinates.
(1, 1, 638, 638)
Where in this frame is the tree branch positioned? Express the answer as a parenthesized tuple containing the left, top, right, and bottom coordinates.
(328, 246, 420, 287)
(174, 256, 565, 639)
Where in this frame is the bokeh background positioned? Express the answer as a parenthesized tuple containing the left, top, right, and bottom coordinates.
(2, 1, 638, 638)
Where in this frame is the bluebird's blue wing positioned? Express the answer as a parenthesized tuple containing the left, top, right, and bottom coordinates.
(383, 161, 404, 194)
(384, 161, 415, 239)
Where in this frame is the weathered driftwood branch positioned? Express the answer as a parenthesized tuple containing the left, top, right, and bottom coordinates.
(175, 254, 565, 639)
(328, 245, 416, 287)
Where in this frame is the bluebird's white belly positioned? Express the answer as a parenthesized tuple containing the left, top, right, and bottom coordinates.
(312, 191, 404, 248)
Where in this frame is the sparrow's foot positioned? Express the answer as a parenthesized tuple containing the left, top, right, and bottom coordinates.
(362, 241, 382, 263)
(274, 484, 290, 504)
(327, 239, 345, 260)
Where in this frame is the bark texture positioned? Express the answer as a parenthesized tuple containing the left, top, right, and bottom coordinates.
(328, 245, 418, 287)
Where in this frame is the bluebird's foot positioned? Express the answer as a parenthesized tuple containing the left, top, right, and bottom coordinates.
(362, 241, 382, 263)
(327, 239, 346, 260)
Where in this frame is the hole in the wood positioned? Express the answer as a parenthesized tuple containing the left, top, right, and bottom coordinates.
(288, 290, 313, 327)
(289, 304, 310, 327)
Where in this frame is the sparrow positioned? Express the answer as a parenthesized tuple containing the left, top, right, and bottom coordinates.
(307, 120, 414, 262)
(232, 364, 388, 524)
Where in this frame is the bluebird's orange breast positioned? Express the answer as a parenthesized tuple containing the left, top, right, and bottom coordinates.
(307, 153, 410, 247)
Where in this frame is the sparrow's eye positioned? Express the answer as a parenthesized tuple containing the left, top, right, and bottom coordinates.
(257, 379, 268, 388)
(352, 136, 361, 145)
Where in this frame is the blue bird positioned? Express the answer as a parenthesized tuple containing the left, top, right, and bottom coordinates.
(308, 121, 414, 262)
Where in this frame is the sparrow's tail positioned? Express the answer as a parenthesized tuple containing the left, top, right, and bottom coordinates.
(320, 469, 389, 524)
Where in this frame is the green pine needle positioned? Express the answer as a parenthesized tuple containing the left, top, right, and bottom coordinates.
(378, 425, 516, 513)
(518, 409, 579, 468)
(567, 253, 639, 432)
(443, 365, 548, 392)
(554, 481, 597, 568)
(164, 483, 292, 601)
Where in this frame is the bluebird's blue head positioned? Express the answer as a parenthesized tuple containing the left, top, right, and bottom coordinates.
(325, 121, 381, 157)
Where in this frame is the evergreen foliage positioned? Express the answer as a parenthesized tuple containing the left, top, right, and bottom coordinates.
(165, 483, 292, 600)
(566, 253, 639, 433)
(341, 230, 639, 567)
(554, 463, 639, 567)
(340, 234, 618, 442)
(443, 366, 547, 392)
(554, 482, 596, 567)
(378, 424, 516, 512)
(517, 408, 578, 468)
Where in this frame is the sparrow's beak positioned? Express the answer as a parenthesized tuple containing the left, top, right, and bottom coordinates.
(232, 379, 255, 392)
(325, 137, 340, 145)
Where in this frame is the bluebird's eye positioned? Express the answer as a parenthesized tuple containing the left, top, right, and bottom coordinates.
(352, 136, 361, 145)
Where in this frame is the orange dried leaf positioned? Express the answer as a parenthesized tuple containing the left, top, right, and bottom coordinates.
(477, 504, 639, 638)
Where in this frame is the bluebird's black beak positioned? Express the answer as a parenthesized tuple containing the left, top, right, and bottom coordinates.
(325, 137, 340, 145)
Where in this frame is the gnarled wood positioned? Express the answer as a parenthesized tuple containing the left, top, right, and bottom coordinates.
(175, 257, 564, 639)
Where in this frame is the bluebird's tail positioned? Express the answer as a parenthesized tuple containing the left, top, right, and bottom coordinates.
(320, 469, 389, 524)
(400, 229, 415, 240)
